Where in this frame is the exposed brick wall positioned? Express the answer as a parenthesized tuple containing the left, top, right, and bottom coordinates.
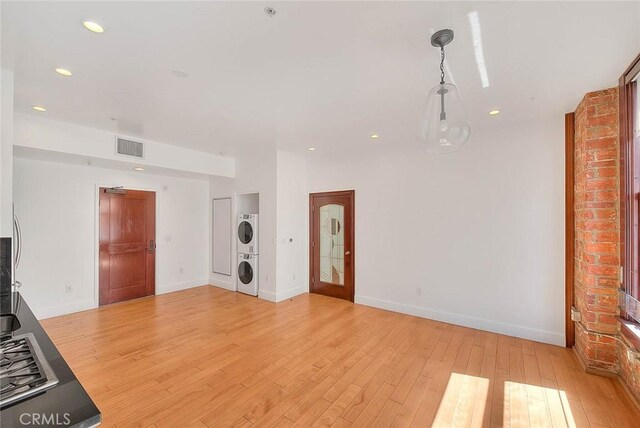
(619, 337, 640, 401)
(573, 87, 640, 403)
(573, 88, 620, 374)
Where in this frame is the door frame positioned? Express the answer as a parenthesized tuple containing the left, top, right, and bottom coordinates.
(212, 197, 233, 277)
(93, 184, 159, 308)
(565, 112, 575, 348)
(308, 190, 355, 302)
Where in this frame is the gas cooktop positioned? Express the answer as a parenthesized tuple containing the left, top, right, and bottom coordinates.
(0, 333, 59, 408)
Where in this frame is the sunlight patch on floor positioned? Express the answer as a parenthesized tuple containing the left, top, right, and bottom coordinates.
(431, 374, 577, 427)
(504, 381, 575, 428)
(433, 373, 490, 427)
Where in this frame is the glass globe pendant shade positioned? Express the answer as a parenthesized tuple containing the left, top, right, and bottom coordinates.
(419, 83, 470, 154)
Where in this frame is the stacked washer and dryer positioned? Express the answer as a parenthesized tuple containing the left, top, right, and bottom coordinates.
(237, 214, 258, 296)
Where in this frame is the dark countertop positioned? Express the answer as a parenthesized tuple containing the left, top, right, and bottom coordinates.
(1, 292, 101, 427)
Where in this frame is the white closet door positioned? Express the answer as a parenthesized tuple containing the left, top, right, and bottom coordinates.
(212, 198, 232, 275)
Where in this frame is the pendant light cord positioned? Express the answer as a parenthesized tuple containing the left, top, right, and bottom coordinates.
(440, 46, 446, 85)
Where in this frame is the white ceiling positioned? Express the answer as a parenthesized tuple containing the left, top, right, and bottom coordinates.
(3, 1, 639, 156)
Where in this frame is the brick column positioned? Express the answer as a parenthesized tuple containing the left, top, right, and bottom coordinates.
(573, 88, 620, 374)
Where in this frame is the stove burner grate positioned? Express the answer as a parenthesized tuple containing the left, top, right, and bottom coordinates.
(0, 333, 59, 408)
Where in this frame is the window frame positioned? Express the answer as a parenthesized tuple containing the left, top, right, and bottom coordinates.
(620, 52, 640, 326)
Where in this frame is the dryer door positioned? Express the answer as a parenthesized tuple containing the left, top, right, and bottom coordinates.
(238, 221, 253, 245)
(237, 220, 255, 254)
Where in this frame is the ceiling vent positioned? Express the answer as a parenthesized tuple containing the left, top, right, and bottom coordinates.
(115, 136, 144, 159)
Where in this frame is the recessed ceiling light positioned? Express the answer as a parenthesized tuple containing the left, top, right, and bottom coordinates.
(83, 21, 104, 33)
(133, 167, 145, 171)
(488, 109, 501, 116)
(55, 68, 73, 77)
(308, 147, 316, 151)
(32, 105, 47, 112)
(370, 134, 379, 139)
(172, 70, 189, 78)
(264, 7, 277, 17)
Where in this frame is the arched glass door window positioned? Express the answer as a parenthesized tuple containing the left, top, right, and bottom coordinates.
(319, 204, 344, 286)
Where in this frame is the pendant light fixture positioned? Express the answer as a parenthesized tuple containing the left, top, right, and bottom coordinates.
(419, 29, 470, 153)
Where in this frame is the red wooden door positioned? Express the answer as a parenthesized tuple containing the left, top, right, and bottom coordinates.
(309, 191, 355, 302)
(99, 188, 155, 305)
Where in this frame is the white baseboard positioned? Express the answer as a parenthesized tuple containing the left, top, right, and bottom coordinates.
(259, 285, 307, 302)
(36, 299, 97, 320)
(157, 279, 208, 295)
(210, 281, 235, 291)
(258, 289, 277, 302)
(355, 295, 565, 346)
(34, 279, 206, 319)
(276, 286, 308, 302)
(209, 275, 235, 291)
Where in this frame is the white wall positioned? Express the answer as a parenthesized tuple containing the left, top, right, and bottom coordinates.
(209, 148, 278, 300)
(14, 114, 235, 178)
(13, 156, 210, 319)
(276, 151, 309, 300)
(208, 150, 309, 302)
(0, 69, 14, 236)
(237, 193, 259, 214)
(308, 118, 566, 345)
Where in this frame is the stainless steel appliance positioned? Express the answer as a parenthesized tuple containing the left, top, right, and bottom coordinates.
(0, 207, 60, 409)
(0, 333, 59, 408)
(12, 204, 22, 291)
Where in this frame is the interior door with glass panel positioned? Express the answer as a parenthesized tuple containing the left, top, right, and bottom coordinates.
(309, 191, 354, 302)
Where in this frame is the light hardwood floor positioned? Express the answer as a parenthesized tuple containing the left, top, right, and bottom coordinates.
(41, 286, 639, 427)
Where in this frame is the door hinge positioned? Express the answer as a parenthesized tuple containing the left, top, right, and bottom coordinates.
(620, 266, 624, 284)
(312, 275, 315, 283)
